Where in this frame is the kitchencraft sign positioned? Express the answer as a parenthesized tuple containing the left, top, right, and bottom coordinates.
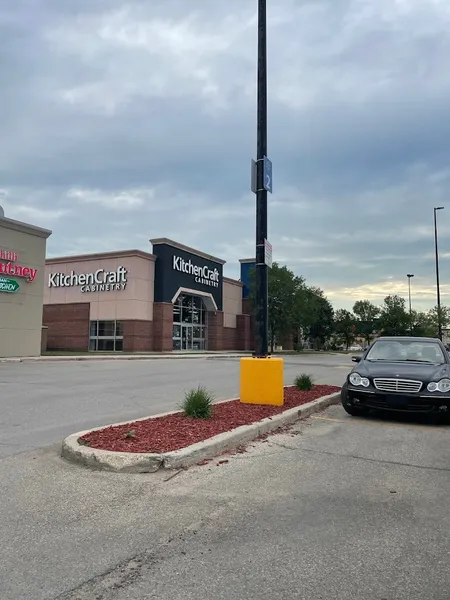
(172, 256, 220, 288)
(151, 240, 223, 310)
(48, 266, 127, 293)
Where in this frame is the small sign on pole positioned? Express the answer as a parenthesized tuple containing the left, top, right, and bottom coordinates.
(264, 239, 272, 268)
(251, 157, 273, 194)
(251, 159, 257, 194)
(263, 156, 272, 193)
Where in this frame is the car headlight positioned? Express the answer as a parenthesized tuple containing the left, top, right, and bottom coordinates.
(349, 373, 370, 387)
(427, 378, 450, 393)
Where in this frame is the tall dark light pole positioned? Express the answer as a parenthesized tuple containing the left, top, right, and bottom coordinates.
(407, 273, 414, 315)
(254, 0, 269, 357)
(434, 206, 444, 340)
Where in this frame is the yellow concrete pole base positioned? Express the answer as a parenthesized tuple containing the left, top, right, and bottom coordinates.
(239, 356, 284, 406)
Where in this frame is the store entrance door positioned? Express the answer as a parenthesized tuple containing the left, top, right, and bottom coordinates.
(173, 294, 208, 351)
(181, 324, 193, 350)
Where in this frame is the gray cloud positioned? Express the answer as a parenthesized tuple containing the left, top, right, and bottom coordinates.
(2, 0, 450, 311)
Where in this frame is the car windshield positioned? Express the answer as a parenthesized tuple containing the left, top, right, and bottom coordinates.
(366, 340, 445, 364)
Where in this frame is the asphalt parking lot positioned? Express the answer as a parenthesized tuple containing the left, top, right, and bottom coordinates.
(0, 353, 350, 458)
(1, 355, 449, 600)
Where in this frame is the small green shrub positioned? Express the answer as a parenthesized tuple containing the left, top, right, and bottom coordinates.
(181, 386, 214, 419)
(294, 373, 313, 391)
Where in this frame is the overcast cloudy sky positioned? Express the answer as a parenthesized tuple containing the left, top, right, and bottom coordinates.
(1, 0, 450, 311)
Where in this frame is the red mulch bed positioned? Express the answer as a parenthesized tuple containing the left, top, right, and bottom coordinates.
(80, 385, 340, 454)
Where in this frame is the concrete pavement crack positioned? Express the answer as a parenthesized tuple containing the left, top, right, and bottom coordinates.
(267, 441, 450, 473)
(52, 548, 158, 600)
(52, 500, 234, 600)
(218, 439, 450, 474)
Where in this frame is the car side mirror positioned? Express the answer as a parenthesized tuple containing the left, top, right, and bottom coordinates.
(351, 356, 361, 363)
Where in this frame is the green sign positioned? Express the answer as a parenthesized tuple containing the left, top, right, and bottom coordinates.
(0, 277, 20, 293)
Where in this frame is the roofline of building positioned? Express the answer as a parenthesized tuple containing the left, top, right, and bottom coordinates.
(45, 249, 155, 265)
(0, 215, 52, 239)
(239, 258, 256, 264)
(223, 276, 243, 286)
(150, 238, 226, 265)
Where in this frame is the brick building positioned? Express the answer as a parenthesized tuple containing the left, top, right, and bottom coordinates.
(43, 238, 255, 353)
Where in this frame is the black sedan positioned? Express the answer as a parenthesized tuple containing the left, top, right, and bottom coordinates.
(341, 336, 450, 417)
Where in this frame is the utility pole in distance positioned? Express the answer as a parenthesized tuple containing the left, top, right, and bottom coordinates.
(407, 273, 414, 335)
(407, 273, 414, 315)
(434, 206, 444, 340)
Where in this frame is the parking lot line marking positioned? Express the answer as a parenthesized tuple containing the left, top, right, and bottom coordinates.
(310, 415, 446, 432)
(335, 365, 351, 369)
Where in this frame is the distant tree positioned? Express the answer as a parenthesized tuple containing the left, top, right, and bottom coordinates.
(248, 265, 334, 351)
(334, 309, 357, 350)
(306, 287, 334, 349)
(352, 300, 380, 345)
(378, 295, 410, 336)
(292, 282, 318, 335)
(409, 310, 435, 337)
(427, 305, 450, 337)
(248, 263, 302, 352)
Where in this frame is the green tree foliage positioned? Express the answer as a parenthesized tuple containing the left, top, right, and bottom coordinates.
(427, 305, 450, 336)
(305, 287, 334, 349)
(266, 263, 301, 352)
(349, 298, 450, 340)
(352, 300, 380, 345)
(248, 263, 300, 352)
(292, 283, 319, 332)
(409, 310, 435, 337)
(246, 261, 450, 349)
(248, 264, 334, 351)
(334, 309, 357, 349)
(378, 295, 410, 336)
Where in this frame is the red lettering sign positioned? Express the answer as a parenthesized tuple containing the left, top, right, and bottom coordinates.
(0, 249, 18, 262)
(0, 249, 37, 282)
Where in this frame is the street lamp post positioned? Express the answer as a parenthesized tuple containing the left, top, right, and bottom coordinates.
(254, 0, 269, 357)
(434, 206, 444, 340)
(407, 273, 414, 315)
(240, 0, 281, 408)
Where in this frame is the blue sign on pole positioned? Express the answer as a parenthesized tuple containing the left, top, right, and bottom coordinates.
(263, 156, 272, 193)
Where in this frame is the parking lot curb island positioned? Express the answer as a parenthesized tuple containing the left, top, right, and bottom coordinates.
(61, 391, 341, 473)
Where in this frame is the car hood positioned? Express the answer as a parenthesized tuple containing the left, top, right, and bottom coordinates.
(356, 360, 450, 381)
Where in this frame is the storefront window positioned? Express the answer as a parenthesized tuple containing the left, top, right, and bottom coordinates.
(96, 338, 115, 352)
(192, 326, 202, 338)
(191, 306, 200, 324)
(192, 296, 203, 309)
(173, 303, 181, 323)
(89, 320, 124, 352)
(98, 321, 115, 337)
(172, 294, 208, 350)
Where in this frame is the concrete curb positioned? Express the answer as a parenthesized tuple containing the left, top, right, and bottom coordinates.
(61, 391, 341, 473)
(0, 353, 251, 364)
